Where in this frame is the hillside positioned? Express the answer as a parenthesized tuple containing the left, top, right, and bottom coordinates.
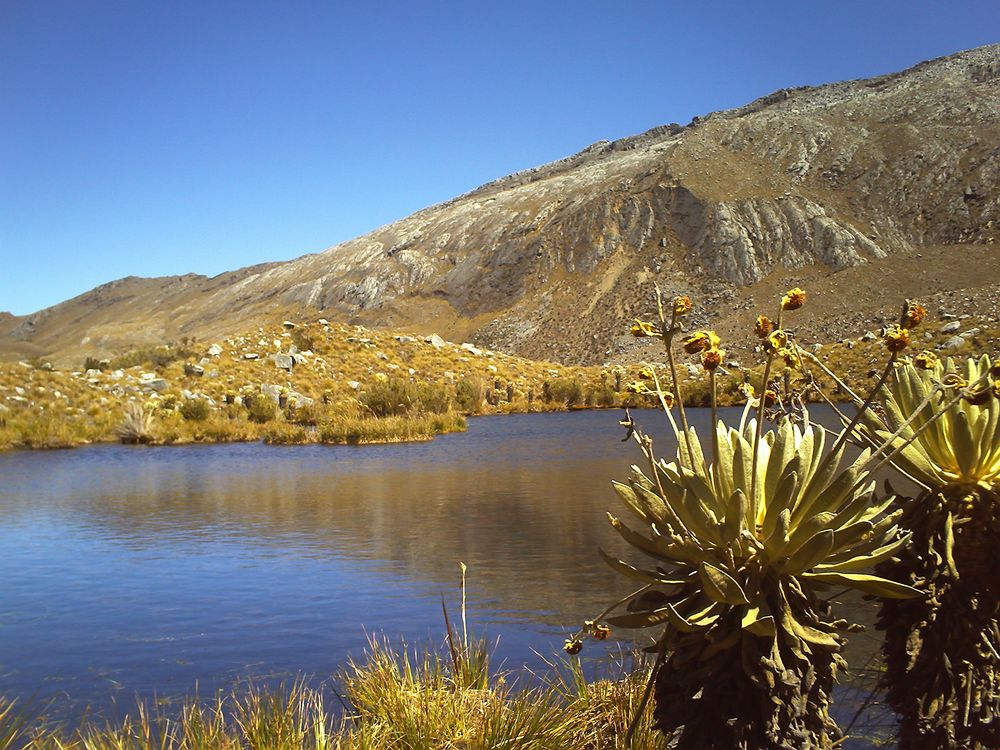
(2, 44, 998, 367)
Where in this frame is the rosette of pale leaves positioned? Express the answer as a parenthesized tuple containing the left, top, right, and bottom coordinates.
(859, 355, 1000, 750)
(604, 409, 918, 749)
(858, 354, 1000, 488)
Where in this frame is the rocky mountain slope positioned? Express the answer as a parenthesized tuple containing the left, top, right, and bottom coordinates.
(3, 44, 998, 367)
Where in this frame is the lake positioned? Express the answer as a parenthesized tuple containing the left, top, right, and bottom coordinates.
(0, 407, 889, 743)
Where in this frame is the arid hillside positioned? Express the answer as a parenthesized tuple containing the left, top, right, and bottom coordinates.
(3, 44, 998, 367)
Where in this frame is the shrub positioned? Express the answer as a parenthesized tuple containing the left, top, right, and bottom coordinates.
(179, 399, 211, 421)
(544, 378, 584, 407)
(455, 378, 484, 413)
(362, 378, 451, 417)
(247, 399, 276, 424)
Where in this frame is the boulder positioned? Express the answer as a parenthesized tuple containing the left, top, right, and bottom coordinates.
(184, 363, 205, 377)
(274, 354, 294, 371)
(940, 336, 966, 350)
(425, 334, 446, 349)
(461, 342, 482, 356)
(207, 344, 223, 357)
(282, 321, 296, 330)
(942, 321, 961, 333)
(347, 380, 361, 390)
(144, 378, 169, 393)
(243, 352, 260, 360)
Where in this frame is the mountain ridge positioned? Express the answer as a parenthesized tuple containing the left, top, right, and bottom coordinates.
(4, 43, 998, 367)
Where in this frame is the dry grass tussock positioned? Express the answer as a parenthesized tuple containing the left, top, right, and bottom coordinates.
(0, 636, 667, 750)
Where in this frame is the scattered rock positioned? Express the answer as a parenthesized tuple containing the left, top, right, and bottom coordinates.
(425, 334, 446, 349)
(207, 344, 223, 357)
(274, 354, 294, 371)
(243, 353, 260, 360)
(347, 380, 361, 390)
(184, 363, 205, 377)
(941, 321, 961, 333)
(461, 343, 483, 356)
(282, 321, 296, 330)
(940, 336, 966, 350)
(861, 332, 877, 342)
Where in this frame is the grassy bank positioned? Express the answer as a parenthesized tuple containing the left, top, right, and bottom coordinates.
(2, 313, 994, 451)
(0, 637, 666, 750)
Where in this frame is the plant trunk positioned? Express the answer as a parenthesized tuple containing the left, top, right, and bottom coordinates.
(876, 486, 1000, 750)
(653, 589, 844, 749)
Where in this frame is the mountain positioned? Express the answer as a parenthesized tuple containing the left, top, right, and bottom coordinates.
(4, 44, 998, 367)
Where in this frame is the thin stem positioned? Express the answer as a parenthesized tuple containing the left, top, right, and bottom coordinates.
(625, 630, 668, 748)
(801, 350, 865, 404)
(750, 306, 783, 520)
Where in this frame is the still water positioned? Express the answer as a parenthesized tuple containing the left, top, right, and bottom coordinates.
(0, 408, 886, 736)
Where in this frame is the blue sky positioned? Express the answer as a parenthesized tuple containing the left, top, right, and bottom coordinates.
(1, 1, 997, 315)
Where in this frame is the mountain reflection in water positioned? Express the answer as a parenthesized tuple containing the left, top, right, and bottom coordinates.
(0, 407, 883, 734)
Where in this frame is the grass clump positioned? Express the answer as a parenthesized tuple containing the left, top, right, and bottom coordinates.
(362, 378, 452, 417)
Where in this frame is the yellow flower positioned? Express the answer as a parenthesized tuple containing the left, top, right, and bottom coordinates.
(913, 351, 939, 370)
(754, 315, 772, 338)
(630, 320, 660, 338)
(782, 288, 807, 310)
(764, 329, 788, 354)
(738, 382, 756, 400)
(638, 366, 655, 380)
(701, 348, 725, 371)
(683, 330, 720, 354)
(763, 389, 778, 408)
(673, 296, 693, 316)
(625, 381, 649, 394)
(883, 325, 910, 353)
(662, 391, 676, 408)
(778, 348, 799, 368)
(902, 302, 926, 329)
(564, 638, 583, 655)
(992, 379, 1000, 400)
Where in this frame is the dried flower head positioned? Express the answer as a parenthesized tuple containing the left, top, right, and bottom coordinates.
(592, 623, 611, 640)
(884, 325, 910, 353)
(992, 379, 1000, 400)
(782, 288, 807, 311)
(630, 320, 660, 338)
(683, 330, 721, 354)
(913, 351, 939, 370)
(673, 296, 693, 316)
(563, 638, 583, 655)
(902, 302, 926, 329)
(701, 348, 725, 371)
(638, 366, 655, 381)
(763, 389, 778, 408)
(662, 391, 676, 408)
(963, 387, 992, 406)
(755, 315, 773, 338)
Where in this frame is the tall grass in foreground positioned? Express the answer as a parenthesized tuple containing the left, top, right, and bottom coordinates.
(0, 641, 664, 750)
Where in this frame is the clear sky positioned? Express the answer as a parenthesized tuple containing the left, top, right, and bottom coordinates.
(1, 1, 997, 316)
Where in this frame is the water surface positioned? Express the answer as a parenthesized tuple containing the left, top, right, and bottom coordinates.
(0, 407, 887, 742)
